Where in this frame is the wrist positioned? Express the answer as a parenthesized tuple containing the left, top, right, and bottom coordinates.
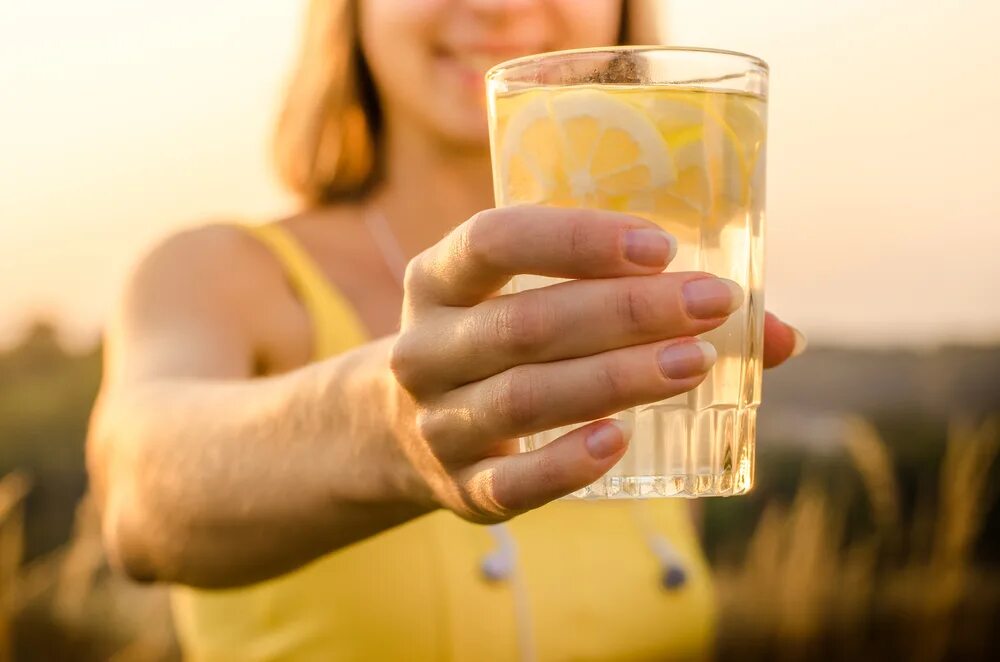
(322, 337, 439, 513)
(377, 342, 440, 510)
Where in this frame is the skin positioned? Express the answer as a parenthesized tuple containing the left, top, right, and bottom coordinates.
(87, 0, 801, 589)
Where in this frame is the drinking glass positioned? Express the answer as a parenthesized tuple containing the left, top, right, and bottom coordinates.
(486, 46, 768, 497)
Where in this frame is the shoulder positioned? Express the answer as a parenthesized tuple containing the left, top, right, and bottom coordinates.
(108, 221, 320, 377)
(131, 223, 279, 294)
(120, 222, 298, 346)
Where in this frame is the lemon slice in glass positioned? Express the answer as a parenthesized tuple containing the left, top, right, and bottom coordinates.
(496, 87, 764, 243)
(499, 89, 675, 211)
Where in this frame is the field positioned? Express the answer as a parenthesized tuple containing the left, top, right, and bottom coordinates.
(1, 321, 998, 660)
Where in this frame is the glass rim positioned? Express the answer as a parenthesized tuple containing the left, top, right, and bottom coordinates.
(486, 44, 769, 83)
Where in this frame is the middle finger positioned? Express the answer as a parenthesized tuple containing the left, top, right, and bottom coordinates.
(431, 272, 743, 388)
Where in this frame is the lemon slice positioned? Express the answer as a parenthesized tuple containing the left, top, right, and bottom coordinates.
(495, 87, 765, 243)
(644, 91, 765, 235)
(631, 91, 714, 234)
(718, 93, 765, 172)
(703, 93, 765, 213)
(499, 89, 675, 211)
(719, 93, 766, 198)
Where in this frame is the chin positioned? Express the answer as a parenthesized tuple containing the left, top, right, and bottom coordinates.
(431, 105, 491, 150)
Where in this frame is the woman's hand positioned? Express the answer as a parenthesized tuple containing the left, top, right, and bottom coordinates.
(86, 214, 802, 587)
(388, 206, 802, 523)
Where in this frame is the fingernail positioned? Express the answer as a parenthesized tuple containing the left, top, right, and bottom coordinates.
(658, 340, 717, 379)
(585, 419, 632, 460)
(624, 229, 677, 267)
(682, 278, 744, 319)
(789, 325, 808, 357)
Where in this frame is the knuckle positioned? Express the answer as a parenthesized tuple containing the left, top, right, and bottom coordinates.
(463, 210, 499, 270)
(530, 452, 563, 493)
(415, 408, 447, 442)
(463, 467, 516, 522)
(492, 298, 549, 355)
(493, 367, 538, 431)
(401, 254, 423, 293)
(617, 282, 659, 330)
(388, 335, 419, 388)
(595, 360, 629, 403)
(486, 453, 560, 517)
(485, 471, 522, 517)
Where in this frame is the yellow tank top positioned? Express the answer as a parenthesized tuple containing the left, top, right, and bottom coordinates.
(170, 222, 716, 661)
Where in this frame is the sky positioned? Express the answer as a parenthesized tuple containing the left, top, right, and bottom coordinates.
(2, 0, 999, 349)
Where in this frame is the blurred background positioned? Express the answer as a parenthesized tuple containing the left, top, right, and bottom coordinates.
(2, 0, 998, 660)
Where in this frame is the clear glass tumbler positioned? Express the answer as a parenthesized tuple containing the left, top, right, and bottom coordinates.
(486, 46, 768, 498)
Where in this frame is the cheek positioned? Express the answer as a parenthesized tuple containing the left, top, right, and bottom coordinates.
(360, 0, 439, 102)
(360, 0, 491, 143)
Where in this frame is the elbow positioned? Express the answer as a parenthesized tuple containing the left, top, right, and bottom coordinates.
(99, 487, 240, 588)
(96, 457, 228, 586)
(88, 409, 288, 589)
(99, 481, 227, 587)
(100, 496, 282, 590)
(89, 427, 191, 585)
(88, 417, 170, 584)
(96, 466, 266, 589)
(100, 496, 163, 584)
(87, 409, 210, 584)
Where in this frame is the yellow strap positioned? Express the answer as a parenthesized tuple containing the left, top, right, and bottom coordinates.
(241, 223, 370, 360)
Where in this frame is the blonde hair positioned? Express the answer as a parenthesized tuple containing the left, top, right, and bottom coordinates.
(273, 0, 640, 207)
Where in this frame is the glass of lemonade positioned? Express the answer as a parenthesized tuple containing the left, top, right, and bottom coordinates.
(486, 47, 768, 498)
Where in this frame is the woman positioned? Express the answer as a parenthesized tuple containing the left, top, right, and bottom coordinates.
(88, 0, 803, 659)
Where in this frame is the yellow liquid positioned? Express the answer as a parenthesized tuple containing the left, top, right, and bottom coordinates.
(489, 85, 767, 497)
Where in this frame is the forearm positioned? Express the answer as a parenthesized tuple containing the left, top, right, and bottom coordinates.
(89, 336, 434, 588)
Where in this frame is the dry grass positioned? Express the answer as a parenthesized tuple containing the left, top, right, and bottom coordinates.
(3, 492, 177, 661)
(1, 472, 31, 662)
(714, 418, 1000, 662)
(1, 419, 997, 660)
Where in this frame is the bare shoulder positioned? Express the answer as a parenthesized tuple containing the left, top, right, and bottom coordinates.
(130, 223, 280, 298)
(114, 222, 312, 377)
(120, 223, 291, 335)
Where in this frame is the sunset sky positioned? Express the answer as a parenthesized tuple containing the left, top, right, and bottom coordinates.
(3, 0, 999, 349)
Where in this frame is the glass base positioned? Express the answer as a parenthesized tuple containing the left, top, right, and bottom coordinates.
(522, 404, 757, 499)
(566, 470, 753, 499)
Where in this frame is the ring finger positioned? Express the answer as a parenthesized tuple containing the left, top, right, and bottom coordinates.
(419, 336, 717, 461)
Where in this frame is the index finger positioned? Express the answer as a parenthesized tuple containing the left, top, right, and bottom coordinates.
(406, 206, 677, 307)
